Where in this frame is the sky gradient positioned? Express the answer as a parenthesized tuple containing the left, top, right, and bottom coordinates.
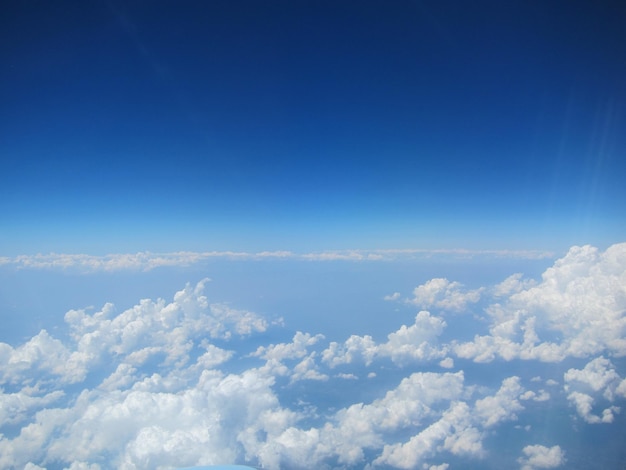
(1, 3, 626, 469)
(2, 0, 625, 254)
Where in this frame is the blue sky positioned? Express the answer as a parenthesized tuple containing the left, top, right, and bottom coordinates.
(1, 0, 625, 254)
(1, 2, 626, 470)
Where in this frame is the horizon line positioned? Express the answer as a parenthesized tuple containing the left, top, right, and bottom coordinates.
(0, 247, 559, 272)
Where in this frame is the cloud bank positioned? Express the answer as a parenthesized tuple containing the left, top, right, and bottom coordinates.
(0, 248, 555, 272)
(1, 243, 625, 469)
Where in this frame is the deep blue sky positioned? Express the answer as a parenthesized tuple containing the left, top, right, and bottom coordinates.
(1, 1, 625, 254)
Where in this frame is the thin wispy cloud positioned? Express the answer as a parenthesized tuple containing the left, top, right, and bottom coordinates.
(0, 248, 555, 272)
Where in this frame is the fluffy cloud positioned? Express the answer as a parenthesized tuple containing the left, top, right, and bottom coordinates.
(407, 278, 483, 312)
(454, 243, 626, 362)
(322, 311, 447, 367)
(473, 376, 524, 427)
(0, 280, 266, 392)
(373, 374, 528, 469)
(0, 279, 529, 470)
(251, 332, 327, 382)
(1, 243, 625, 469)
(518, 444, 565, 469)
(63, 279, 266, 370)
(251, 372, 526, 469)
(251, 332, 324, 362)
(563, 357, 623, 423)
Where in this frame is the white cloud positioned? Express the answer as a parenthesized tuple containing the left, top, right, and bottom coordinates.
(520, 390, 550, 402)
(473, 376, 524, 427)
(251, 332, 324, 362)
(518, 444, 565, 469)
(373, 391, 497, 470)
(439, 357, 454, 369)
(384, 292, 402, 301)
(290, 353, 329, 383)
(24, 464, 47, 470)
(336, 373, 358, 380)
(0, 388, 64, 426)
(1, 248, 555, 272)
(253, 371, 468, 469)
(563, 356, 621, 396)
(454, 243, 626, 363)
(563, 357, 623, 423)
(2, 243, 626, 469)
(0, 329, 87, 385)
(407, 278, 483, 312)
(61, 279, 265, 374)
(322, 311, 447, 367)
(251, 332, 327, 382)
(492, 273, 536, 297)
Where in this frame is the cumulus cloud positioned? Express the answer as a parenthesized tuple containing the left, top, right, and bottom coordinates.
(454, 243, 626, 362)
(0, 279, 530, 470)
(372, 373, 528, 470)
(250, 332, 327, 382)
(1, 243, 626, 469)
(518, 444, 565, 469)
(0, 280, 266, 391)
(251, 332, 324, 362)
(407, 278, 483, 312)
(439, 357, 454, 369)
(322, 311, 447, 367)
(563, 357, 623, 423)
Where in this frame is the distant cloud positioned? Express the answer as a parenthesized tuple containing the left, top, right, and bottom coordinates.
(439, 357, 455, 369)
(518, 445, 565, 469)
(0, 248, 555, 272)
(406, 278, 483, 312)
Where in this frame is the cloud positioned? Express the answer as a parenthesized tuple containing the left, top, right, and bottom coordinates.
(407, 278, 483, 312)
(454, 243, 626, 362)
(439, 357, 454, 369)
(0, 283, 530, 470)
(492, 273, 537, 297)
(322, 311, 447, 367)
(518, 444, 565, 469)
(563, 357, 623, 423)
(251, 332, 324, 362)
(182, 370, 469, 469)
(0, 248, 555, 272)
(1, 243, 626, 469)
(1, 280, 266, 391)
(250, 332, 327, 383)
(371, 374, 528, 470)
(384, 292, 402, 301)
(0, 388, 64, 426)
(336, 373, 358, 380)
(473, 376, 524, 427)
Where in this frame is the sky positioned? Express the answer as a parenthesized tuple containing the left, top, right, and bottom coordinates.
(1, 0, 625, 253)
(1, 1, 626, 470)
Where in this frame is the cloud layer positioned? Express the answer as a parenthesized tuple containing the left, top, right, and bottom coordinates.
(0, 248, 555, 272)
(1, 243, 625, 469)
